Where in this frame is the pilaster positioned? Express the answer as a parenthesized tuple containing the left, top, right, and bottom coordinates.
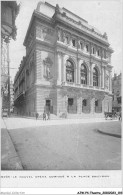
(90, 97, 95, 113)
(90, 63, 93, 86)
(109, 71, 112, 92)
(61, 53, 66, 83)
(57, 52, 62, 83)
(77, 96, 82, 114)
(77, 59, 81, 84)
(104, 66, 106, 89)
(75, 65, 77, 84)
(101, 66, 104, 88)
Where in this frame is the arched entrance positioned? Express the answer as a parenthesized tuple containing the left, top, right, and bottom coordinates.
(95, 99, 102, 113)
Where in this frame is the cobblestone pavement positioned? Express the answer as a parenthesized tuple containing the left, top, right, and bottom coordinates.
(2, 117, 121, 170)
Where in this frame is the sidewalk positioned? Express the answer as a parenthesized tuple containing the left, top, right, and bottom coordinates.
(1, 117, 23, 170)
(3, 115, 119, 130)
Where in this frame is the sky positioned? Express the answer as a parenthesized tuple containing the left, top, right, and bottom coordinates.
(9, 0, 122, 82)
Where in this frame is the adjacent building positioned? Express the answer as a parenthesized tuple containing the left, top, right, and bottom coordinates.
(112, 73, 122, 112)
(10, 80, 14, 112)
(14, 2, 113, 117)
(1, 1, 20, 115)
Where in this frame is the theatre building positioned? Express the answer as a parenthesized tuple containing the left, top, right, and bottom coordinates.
(14, 2, 113, 117)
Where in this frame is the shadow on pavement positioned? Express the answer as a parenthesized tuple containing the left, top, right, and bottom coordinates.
(94, 129, 121, 138)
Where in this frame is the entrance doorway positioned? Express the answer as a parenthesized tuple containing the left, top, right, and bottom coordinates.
(67, 98, 77, 114)
(45, 99, 53, 113)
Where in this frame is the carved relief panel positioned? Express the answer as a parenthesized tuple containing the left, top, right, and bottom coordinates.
(36, 25, 55, 44)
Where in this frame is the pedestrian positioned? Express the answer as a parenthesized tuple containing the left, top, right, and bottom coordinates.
(36, 112, 39, 120)
(119, 112, 122, 121)
(43, 110, 46, 120)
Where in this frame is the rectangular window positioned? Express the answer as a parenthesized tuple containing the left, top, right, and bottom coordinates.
(72, 39, 76, 47)
(65, 36, 69, 44)
(86, 45, 89, 52)
(80, 42, 83, 49)
(92, 47, 95, 54)
(103, 50, 106, 59)
(117, 97, 121, 104)
(97, 50, 100, 56)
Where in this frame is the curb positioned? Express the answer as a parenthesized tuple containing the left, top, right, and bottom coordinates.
(1, 127, 23, 170)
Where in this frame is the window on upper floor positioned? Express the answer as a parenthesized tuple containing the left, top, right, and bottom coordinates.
(113, 95, 114, 101)
(93, 67, 98, 86)
(85, 44, 89, 52)
(116, 90, 120, 96)
(80, 42, 83, 50)
(65, 36, 69, 44)
(92, 47, 95, 54)
(117, 97, 121, 104)
(80, 64, 87, 85)
(97, 49, 100, 57)
(103, 50, 107, 59)
(72, 39, 76, 47)
(66, 60, 74, 83)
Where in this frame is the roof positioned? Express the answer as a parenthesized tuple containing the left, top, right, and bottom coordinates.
(24, 1, 109, 47)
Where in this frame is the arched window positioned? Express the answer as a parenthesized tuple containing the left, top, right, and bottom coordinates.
(93, 67, 98, 86)
(81, 64, 87, 84)
(66, 60, 74, 82)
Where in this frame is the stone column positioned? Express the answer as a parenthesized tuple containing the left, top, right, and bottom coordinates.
(90, 97, 95, 113)
(109, 71, 112, 91)
(101, 67, 104, 88)
(104, 66, 106, 89)
(90, 63, 93, 86)
(77, 96, 82, 114)
(77, 59, 81, 84)
(57, 52, 62, 82)
(61, 53, 66, 83)
(99, 70, 101, 88)
(88, 69, 90, 86)
(75, 65, 77, 84)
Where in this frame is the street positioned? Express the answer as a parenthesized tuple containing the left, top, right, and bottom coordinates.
(2, 117, 121, 170)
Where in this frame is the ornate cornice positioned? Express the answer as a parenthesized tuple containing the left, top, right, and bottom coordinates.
(53, 13, 109, 46)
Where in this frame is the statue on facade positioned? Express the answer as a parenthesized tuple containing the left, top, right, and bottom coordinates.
(43, 57, 53, 80)
(103, 32, 108, 40)
(57, 29, 61, 41)
(55, 4, 60, 14)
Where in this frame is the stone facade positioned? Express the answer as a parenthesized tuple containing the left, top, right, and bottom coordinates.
(112, 73, 122, 112)
(14, 2, 113, 117)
